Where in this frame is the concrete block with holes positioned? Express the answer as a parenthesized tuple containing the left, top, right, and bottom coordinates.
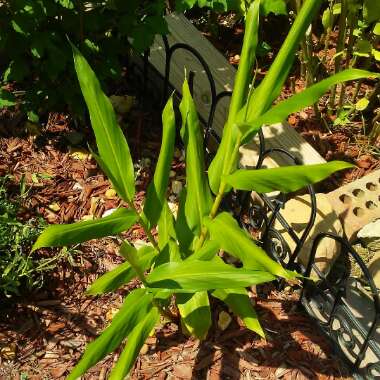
(327, 169, 380, 242)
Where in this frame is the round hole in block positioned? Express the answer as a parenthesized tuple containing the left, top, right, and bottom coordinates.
(352, 189, 365, 198)
(339, 194, 352, 204)
(366, 182, 377, 191)
(353, 207, 365, 217)
(366, 201, 378, 210)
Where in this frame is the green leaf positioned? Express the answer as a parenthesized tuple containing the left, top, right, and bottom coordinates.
(374, 22, 380, 36)
(186, 240, 220, 261)
(260, 0, 287, 16)
(322, 8, 333, 31)
(208, 1, 260, 194)
(212, 288, 265, 338)
(71, 44, 135, 203)
(363, 0, 380, 24)
(175, 188, 195, 253)
(0, 89, 16, 107)
(146, 259, 276, 291)
(372, 49, 380, 62)
(33, 208, 138, 251)
(239, 69, 380, 141)
(177, 291, 211, 340)
(225, 161, 353, 193)
(109, 307, 160, 380)
(354, 39, 372, 57)
(154, 239, 182, 267)
(67, 288, 153, 380)
(87, 246, 157, 295)
(157, 201, 177, 249)
(143, 97, 176, 229)
(179, 79, 213, 234)
(355, 98, 370, 111)
(241, 0, 322, 124)
(204, 212, 296, 279)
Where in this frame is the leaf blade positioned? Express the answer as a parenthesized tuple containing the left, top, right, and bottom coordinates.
(180, 79, 213, 234)
(225, 161, 354, 193)
(177, 291, 211, 340)
(72, 44, 135, 202)
(204, 212, 296, 279)
(33, 208, 138, 250)
(67, 288, 153, 380)
(109, 307, 160, 380)
(212, 288, 265, 338)
(146, 259, 276, 291)
(143, 97, 176, 229)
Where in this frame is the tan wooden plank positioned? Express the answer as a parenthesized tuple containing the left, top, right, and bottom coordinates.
(149, 13, 326, 167)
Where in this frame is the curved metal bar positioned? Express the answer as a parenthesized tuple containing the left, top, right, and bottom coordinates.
(302, 232, 380, 371)
(256, 147, 317, 270)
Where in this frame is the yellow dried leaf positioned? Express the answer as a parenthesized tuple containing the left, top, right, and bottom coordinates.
(217, 311, 232, 331)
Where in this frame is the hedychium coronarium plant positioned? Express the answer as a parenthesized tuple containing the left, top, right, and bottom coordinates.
(33, 0, 378, 378)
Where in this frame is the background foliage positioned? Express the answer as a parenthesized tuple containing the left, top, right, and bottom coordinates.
(0, 0, 168, 119)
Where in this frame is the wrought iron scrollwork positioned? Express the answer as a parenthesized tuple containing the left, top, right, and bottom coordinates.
(140, 30, 380, 379)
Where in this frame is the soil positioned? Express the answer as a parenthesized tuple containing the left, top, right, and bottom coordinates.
(0, 111, 351, 380)
(2, 8, 378, 380)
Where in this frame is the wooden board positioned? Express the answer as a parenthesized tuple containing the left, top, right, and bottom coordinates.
(149, 13, 326, 167)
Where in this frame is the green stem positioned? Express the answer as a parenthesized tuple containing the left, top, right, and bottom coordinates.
(128, 202, 160, 252)
(329, 0, 347, 113)
(196, 132, 242, 251)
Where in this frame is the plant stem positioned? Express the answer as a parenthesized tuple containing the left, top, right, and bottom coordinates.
(196, 132, 242, 251)
(338, 12, 357, 112)
(329, 0, 347, 113)
(128, 202, 160, 252)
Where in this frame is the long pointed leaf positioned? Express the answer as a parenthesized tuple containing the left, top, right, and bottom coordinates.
(226, 161, 354, 193)
(72, 44, 135, 203)
(208, 2, 261, 194)
(109, 307, 160, 380)
(204, 212, 297, 279)
(177, 291, 211, 340)
(146, 259, 275, 291)
(33, 208, 138, 250)
(67, 288, 152, 380)
(179, 79, 213, 234)
(143, 97, 176, 229)
(240, 69, 380, 141)
(175, 188, 195, 253)
(87, 246, 157, 295)
(241, 0, 323, 122)
(158, 201, 177, 249)
(212, 288, 265, 338)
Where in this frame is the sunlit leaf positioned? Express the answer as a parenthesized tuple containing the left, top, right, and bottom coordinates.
(179, 79, 213, 233)
(87, 246, 157, 295)
(72, 44, 135, 203)
(146, 259, 276, 291)
(177, 291, 211, 340)
(204, 212, 297, 279)
(143, 97, 176, 229)
(33, 208, 138, 251)
(239, 69, 380, 141)
(212, 288, 265, 337)
(109, 307, 159, 380)
(225, 161, 354, 193)
(67, 288, 153, 379)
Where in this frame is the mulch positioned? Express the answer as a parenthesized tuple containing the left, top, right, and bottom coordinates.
(0, 112, 352, 379)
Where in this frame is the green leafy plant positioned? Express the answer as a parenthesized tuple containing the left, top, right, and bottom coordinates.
(33, 0, 379, 377)
(0, 0, 168, 119)
(0, 176, 69, 297)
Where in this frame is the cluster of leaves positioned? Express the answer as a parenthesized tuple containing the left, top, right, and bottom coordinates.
(0, 176, 49, 297)
(176, 0, 288, 16)
(303, 0, 380, 125)
(0, 0, 168, 119)
(32, 0, 380, 377)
